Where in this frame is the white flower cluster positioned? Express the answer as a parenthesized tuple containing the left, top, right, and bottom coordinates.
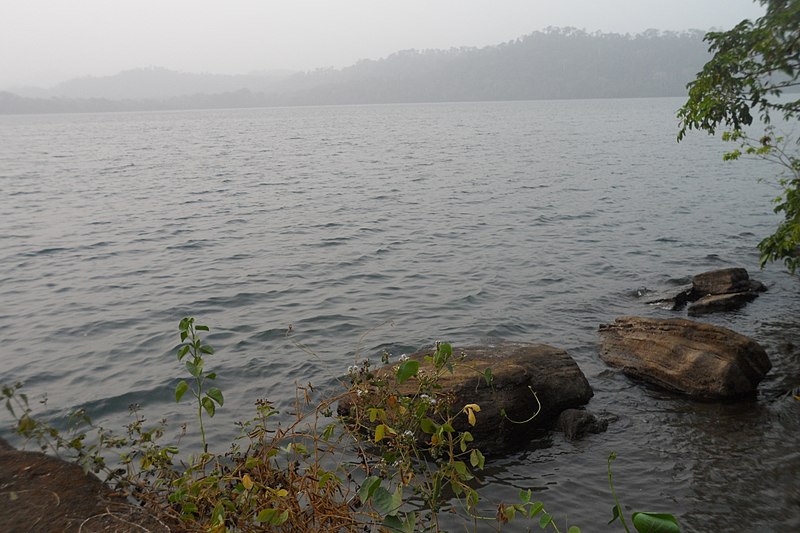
(419, 394, 437, 406)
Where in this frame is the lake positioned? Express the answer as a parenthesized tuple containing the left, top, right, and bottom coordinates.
(1, 98, 798, 531)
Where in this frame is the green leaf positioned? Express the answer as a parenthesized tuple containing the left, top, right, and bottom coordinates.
(529, 502, 544, 518)
(206, 387, 224, 406)
(176, 345, 190, 360)
(539, 512, 553, 528)
(383, 515, 403, 532)
(470, 449, 485, 470)
(519, 488, 532, 503)
(609, 504, 621, 525)
(256, 508, 288, 525)
(632, 512, 680, 533)
(200, 344, 214, 355)
(506, 505, 517, 521)
(206, 372, 216, 380)
(180, 331, 188, 342)
(453, 460, 473, 480)
(201, 396, 216, 417)
(568, 527, 582, 533)
(483, 367, 493, 386)
(419, 417, 438, 434)
(195, 325, 209, 331)
(358, 475, 381, 504)
(321, 423, 336, 441)
(186, 360, 203, 378)
(372, 486, 401, 516)
(396, 360, 419, 384)
(175, 380, 189, 402)
(383, 512, 416, 533)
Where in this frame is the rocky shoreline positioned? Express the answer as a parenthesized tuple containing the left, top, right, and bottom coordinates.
(1, 267, 778, 530)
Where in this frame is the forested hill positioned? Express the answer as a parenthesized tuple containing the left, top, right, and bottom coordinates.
(1, 28, 712, 114)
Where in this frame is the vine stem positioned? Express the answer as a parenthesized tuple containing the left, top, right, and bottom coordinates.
(608, 452, 631, 533)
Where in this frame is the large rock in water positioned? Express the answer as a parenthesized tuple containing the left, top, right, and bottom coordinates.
(599, 317, 771, 400)
(688, 267, 766, 316)
(338, 343, 593, 452)
(692, 267, 755, 295)
(646, 268, 766, 315)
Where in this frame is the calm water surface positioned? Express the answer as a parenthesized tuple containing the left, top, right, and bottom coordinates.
(1, 99, 798, 531)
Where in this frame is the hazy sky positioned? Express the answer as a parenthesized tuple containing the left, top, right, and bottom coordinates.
(1, 0, 766, 88)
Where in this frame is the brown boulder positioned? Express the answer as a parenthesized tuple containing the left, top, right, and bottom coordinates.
(692, 267, 765, 296)
(0, 436, 176, 532)
(599, 317, 771, 400)
(338, 343, 593, 452)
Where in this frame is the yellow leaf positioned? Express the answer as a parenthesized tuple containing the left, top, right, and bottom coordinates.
(275, 488, 289, 498)
(242, 473, 254, 490)
(375, 424, 386, 442)
(463, 403, 480, 426)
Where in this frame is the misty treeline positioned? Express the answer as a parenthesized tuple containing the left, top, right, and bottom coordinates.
(2, 28, 713, 114)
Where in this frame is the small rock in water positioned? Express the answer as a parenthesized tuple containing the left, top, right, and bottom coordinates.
(556, 409, 611, 440)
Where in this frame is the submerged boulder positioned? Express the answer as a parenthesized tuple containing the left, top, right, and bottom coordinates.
(688, 292, 759, 316)
(338, 342, 593, 452)
(687, 268, 766, 316)
(556, 409, 611, 440)
(646, 267, 766, 315)
(599, 317, 771, 400)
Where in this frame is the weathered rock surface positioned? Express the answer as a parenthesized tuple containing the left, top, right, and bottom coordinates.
(0, 436, 176, 532)
(556, 409, 611, 440)
(338, 343, 593, 452)
(692, 267, 754, 295)
(688, 292, 759, 316)
(599, 317, 771, 400)
(646, 268, 766, 315)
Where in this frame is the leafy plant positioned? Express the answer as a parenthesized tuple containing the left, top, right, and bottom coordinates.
(344, 341, 581, 532)
(677, 0, 800, 272)
(175, 316, 224, 452)
(607, 452, 680, 533)
(2, 321, 681, 532)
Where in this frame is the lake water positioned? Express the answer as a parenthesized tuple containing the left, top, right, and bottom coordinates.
(1, 98, 798, 531)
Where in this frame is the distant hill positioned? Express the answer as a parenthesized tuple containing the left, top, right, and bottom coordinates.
(0, 28, 714, 114)
(12, 67, 295, 100)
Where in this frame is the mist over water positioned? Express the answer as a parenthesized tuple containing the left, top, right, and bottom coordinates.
(1, 98, 798, 531)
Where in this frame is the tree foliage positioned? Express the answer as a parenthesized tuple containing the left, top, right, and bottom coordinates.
(678, 0, 800, 272)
